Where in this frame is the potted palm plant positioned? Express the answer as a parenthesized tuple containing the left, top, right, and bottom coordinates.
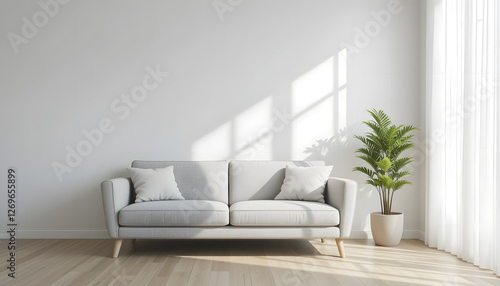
(353, 109, 418, 246)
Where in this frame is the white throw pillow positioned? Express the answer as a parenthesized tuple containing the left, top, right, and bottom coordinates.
(127, 166, 185, 203)
(275, 165, 333, 203)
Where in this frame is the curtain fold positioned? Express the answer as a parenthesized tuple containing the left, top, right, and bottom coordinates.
(425, 0, 499, 275)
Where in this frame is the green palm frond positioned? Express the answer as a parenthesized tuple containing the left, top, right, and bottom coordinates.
(355, 148, 383, 162)
(392, 171, 412, 180)
(366, 179, 380, 188)
(391, 157, 413, 173)
(377, 174, 394, 189)
(356, 155, 379, 171)
(390, 144, 415, 161)
(395, 125, 418, 140)
(371, 178, 383, 187)
(364, 123, 387, 147)
(376, 157, 391, 172)
(393, 180, 412, 191)
(368, 109, 391, 129)
(353, 166, 376, 178)
(354, 135, 379, 151)
(366, 133, 388, 153)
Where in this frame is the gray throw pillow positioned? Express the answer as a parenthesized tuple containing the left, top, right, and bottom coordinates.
(127, 166, 185, 203)
(275, 165, 333, 203)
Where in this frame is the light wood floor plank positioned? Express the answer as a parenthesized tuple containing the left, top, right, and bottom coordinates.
(0, 239, 499, 286)
(187, 255, 213, 286)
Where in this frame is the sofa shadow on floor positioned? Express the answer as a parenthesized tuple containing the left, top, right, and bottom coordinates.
(113, 239, 323, 258)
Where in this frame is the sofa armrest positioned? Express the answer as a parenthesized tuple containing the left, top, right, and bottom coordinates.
(325, 177, 357, 238)
(101, 178, 133, 238)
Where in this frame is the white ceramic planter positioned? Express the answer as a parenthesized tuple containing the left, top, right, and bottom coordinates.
(370, 212, 404, 246)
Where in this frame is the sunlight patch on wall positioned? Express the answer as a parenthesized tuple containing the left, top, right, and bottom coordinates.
(291, 57, 334, 116)
(191, 96, 275, 160)
(233, 96, 273, 160)
(338, 89, 347, 131)
(291, 97, 334, 159)
(337, 48, 347, 131)
(191, 122, 231, 160)
(291, 57, 336, 159)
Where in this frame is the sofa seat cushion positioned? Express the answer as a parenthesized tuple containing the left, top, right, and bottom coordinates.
(119, 200, 229, 227)
(229, 200, 339, 226)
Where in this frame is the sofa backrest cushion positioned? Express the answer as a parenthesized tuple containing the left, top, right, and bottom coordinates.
(131, 161, 229, 204)
(229, 161, 325, 205)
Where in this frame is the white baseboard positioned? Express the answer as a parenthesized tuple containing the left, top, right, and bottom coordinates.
(417, 230, 425, 241)
(9, 230, 110, 239)
(349, 230, 422, 239)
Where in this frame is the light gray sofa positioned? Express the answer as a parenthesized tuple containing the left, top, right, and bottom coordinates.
(101, 160, 357, 258)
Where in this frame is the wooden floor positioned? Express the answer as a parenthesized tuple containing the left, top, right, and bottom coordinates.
(0, 239, 499, 286)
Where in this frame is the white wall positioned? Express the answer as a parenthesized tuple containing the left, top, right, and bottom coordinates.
(0, 0, 422, 238)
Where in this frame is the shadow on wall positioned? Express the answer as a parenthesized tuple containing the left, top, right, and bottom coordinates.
(302, 124, 365, 178)
(303, 128, 351, 163)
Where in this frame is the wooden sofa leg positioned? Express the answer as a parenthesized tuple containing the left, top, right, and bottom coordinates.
(321, 238, 326, 243)
(113, 239, 123, 258)
(335, 238, 345, 258)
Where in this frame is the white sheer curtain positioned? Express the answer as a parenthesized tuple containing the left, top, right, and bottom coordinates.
(425, 0, 499, 274)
